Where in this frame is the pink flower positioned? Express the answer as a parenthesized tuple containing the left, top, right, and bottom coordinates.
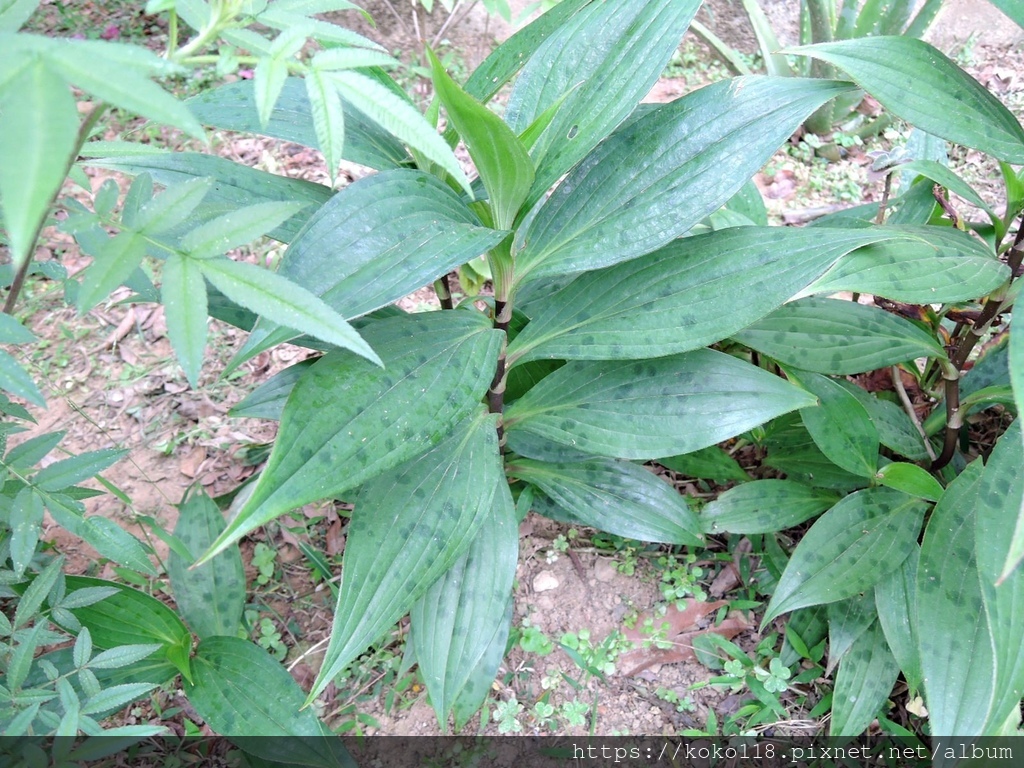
(100, 25, 120, 41)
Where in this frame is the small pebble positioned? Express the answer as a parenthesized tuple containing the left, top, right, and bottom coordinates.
(533, 571, 559, 592)
(594, 558, 618, 583)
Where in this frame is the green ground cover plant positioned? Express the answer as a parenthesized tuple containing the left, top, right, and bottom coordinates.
(2, 0, 1024, 755)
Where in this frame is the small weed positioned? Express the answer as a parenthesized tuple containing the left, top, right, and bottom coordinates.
(493, 695, 525, 733)
(655, 551, 707, 604)
(560, 698, 590, 727)
(656, 686, 696, 713)
(517, 621, 555, 656)
(245, 611, 287, 660)
(251, 542, 278, 586)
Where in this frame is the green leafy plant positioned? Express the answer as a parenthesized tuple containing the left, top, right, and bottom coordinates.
(4, 0, 1024, 744)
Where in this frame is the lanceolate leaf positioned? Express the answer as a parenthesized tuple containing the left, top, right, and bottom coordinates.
(232, 170, 506, 364)
(33, 448, 126, 491)
(162, 254, 208, 387)
(874, 462, 944, 502)
(733, 297, 946, 374)
(305, 69, 345, 181)
(657, 446, 749, 483)
(167, 488, 245, 639)
(186, 78, 409, 170)
(187, 637, 353, 768)
(875, 545, 922, 692)
(411, 481, 518, 728)
(329, 69, 472, 196)
(787, 37, 1024, 164)
(87, 153, 333, 243)
(792, 371, 879, 478)
(463, 0, 595, 103)
(505, 348, 816, 460)
(180, 201, 308, 258)
(507, 226, 918, 364)
(429, 49, 534, 230)
(505, 0, 701, 198)
(830, 620, 901, 736)
(803, 226, 1010, 303)
(201, 311, 502, 563)
(42, 40, 204, 140)
(511, 457, 702, 545)
(10, 487, 43, 577)
(77, 232, 148, 313)
(198, 257, 380, 366)
(700, 480, 838, 535)
(763, 487, 928, 623)
(228, 359, 316, 421)
(837, 380, 932, 462)
(309, 413, 503, 701)
(827, 592, 877, 674)
(0, 350, 45, 406)
(917, 461, 993, 735)
(0, 61, 79, 268)
(973, 420, 1024, 731)
(513, 77, 854, 281)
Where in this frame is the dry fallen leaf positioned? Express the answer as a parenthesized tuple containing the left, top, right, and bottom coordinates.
(618, 598, 753, 677)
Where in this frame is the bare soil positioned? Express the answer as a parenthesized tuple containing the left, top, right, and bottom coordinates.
(9, 0, 1024, 739)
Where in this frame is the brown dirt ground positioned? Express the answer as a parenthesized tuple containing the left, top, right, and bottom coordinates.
(8, 0, 1024, 738)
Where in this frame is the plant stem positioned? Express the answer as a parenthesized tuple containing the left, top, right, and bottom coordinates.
(931, 217, 1024, 470)
(434, 274, 453, 309)
(891, 365, 936, 462)
(875, 172, 892, 225)
(932, 184, 963, 230)
(488, 298, 511, 449)
(378, 0, 412, 37)
(3, 103, 108, 315)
